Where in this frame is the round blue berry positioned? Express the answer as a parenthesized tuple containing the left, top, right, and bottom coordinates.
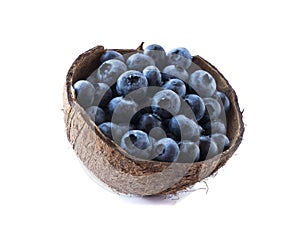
(120, 130, 152, 159)
(199, 135, 219, 161)
(126, 53, 155, 71)
(100, 50, 125, 63)
(108, 97, 138, 124)
(213, 91, 231, 114)
(136, 113, 162, 133)
(108, 96, 122, 114)
(142, 66, 163, 87)
(85, 106, 106, 125)
(162, 79, 186, 97)
(151, 89, 181, 119)
(177, 140, 200, 163)
(162, 65, 189, 82)
(144, 44, 166, 69)
(73, 80, 95, 108)
(212, 121, 227, 135)
(153, 138, 179, 162)
(189, 70, 216, 97)
(98, 122, 132, 144)
(167, 47, 192, 69)
(183, 94, 206, 121)
(116, 70, 148, 100)
(210, 133, 230, 153)
(203, 97, 222, 120)
(169, 114, 201, 141)
(97, 59, 127, 86)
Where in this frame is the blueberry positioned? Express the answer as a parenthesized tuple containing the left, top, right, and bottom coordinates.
(93, 83, 113, 107)
(126, 53, 155, 71)
(97, 59, 127, 86)
(210, 133, 230, 153)
(162, 78, 186, 97)
(203, 97, 222, 120)
(177, 140, 200, 163)
(98, 122, 114, 139)
(73, 80, 95, 108)
(144, 44, 166, 69)
(116, 70, 148, 100)
(183, 94, 206, 121)
(108, 97, 138, 123)
(108, 96, 123, 114)
(212, 120, 227, 135)
(201, 119, 227, 135)
(142, 66, 163, 87)
(136, 113, 162, 133)
(189, 70, 216, 97)
(213, 91, 231, 114)
(136, 113, 166, 140)
(153, 138, 179, 162)
(169, 114, 201, 141)
(162, 65, 189, 82)
(211, 121, 227, 134)
(198, 135, 219, 161)
(98, 122, 132, 144)
(211, 91, 229, 129)
(151, 89, 181, 118)
(100, 50, 125, 63)
(85, 106, 106, 125)
(120, 130, 152, 159)
(167, 47, 192, 69)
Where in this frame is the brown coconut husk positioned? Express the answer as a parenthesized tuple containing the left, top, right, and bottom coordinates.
(63, 44, 244, 196)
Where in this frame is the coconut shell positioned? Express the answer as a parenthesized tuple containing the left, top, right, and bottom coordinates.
(63, 45, 244, 196)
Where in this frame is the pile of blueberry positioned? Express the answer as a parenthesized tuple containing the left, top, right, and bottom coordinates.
(73, 44, 230, 163)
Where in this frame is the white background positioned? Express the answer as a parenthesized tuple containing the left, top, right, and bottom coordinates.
(1, 0, 299, 245)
